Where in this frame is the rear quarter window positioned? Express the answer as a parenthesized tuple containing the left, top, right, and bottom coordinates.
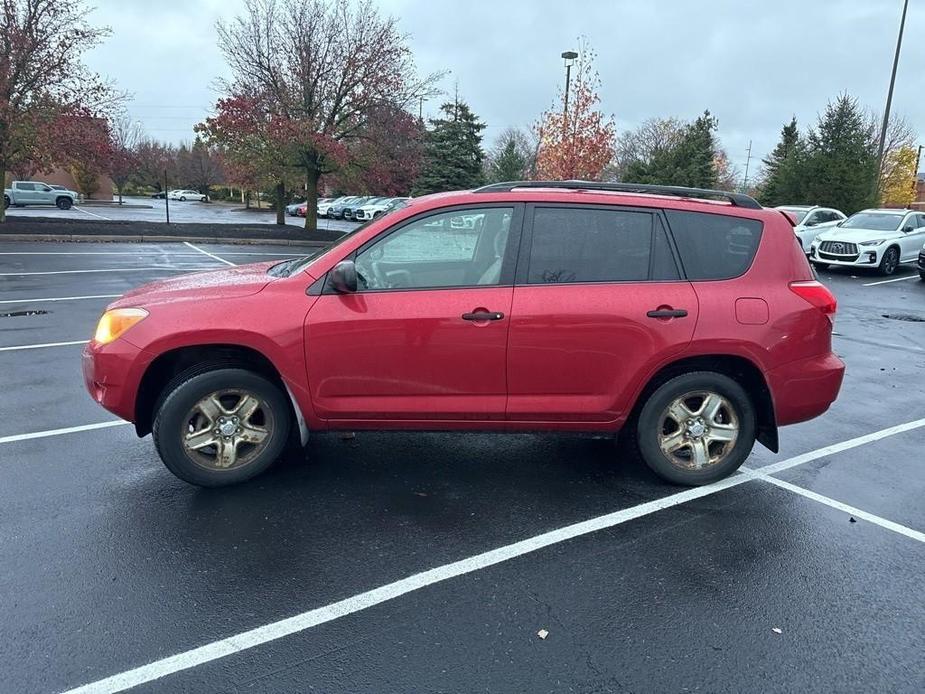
(665, 210, 763, 280)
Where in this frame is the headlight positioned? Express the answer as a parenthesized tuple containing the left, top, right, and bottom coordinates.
(93, 308, 148, 345)
(859, 239, 885, 246)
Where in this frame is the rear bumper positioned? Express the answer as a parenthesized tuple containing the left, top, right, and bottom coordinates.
(82, 339, 153, 423)
(768, 352, 845, 426)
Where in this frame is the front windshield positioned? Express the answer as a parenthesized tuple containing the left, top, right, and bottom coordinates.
(840, 212, 903, 231)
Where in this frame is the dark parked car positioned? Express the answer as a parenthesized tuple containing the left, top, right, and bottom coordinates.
(341, 196, 375, 221)
(327, 196, 362, 219)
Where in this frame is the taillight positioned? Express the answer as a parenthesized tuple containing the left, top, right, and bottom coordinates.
(789, 280, 837, 322)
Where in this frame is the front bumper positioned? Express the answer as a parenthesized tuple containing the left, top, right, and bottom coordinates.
(767, 352, 845, 426)
(809, 244, 883, 267)
(82, 339, 154, 423)
(918, 250, 925, 271)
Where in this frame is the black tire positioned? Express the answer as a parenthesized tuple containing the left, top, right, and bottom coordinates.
(56, 197, 72, 210)
(636, 371, 756, 486)
(3, 195, 9, 209)
(919, 271, 925, 281)
(153, 368, 292, 487)
(180, 196, 187, 202)
(811, 262, 829, 272)
(878, 247, 899, 276)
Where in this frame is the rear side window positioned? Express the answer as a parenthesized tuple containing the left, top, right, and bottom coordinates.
(665, 210, 763, 280)
(526, 207, 679, 284)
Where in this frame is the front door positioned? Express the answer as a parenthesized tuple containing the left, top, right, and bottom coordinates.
(506, 204, 698, 422)
(900, 213, 925, 262)
(305, 205, 522, 421)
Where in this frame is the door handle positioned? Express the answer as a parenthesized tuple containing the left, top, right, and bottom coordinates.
(646, 308, 688, 319)
(462, 311, 504, 321)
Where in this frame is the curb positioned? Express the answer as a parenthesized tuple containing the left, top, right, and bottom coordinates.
(0, 234, 331, 247)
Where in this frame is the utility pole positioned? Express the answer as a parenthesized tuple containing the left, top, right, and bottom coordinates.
(876, 0, 909, 196)
(913, 144, 923, 202)
(743, 140, 753, 190)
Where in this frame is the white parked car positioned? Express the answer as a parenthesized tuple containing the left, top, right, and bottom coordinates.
(317, 196, 349, 218)
(353, 197, 410, 221)
(168, 189, 207, 202)
(776, 205, 846, 253)
(810, 208, 925, 275)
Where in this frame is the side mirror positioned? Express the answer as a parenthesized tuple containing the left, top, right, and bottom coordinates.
(329, 260, 358, 293)
(902, 225, 914, 233)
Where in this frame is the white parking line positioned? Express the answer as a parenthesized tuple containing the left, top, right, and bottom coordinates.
(183, 241, 236, 267)
(58, 417, 925, 694)
(0, 266, 218, 276)
(862, 274, 919, 286)
(0, 339, 88, 352)
(759, 476, 925, 544)
(74, 206, 112, 221)
(0, 420, 129, 445)
(0, 293, 121, 305)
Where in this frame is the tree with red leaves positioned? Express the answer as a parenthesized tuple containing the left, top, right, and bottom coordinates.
(0, 0, 116, 219)
(534, 44, 616, 181)
(334, 102, 424, 196)
(210, 0, 439, 229)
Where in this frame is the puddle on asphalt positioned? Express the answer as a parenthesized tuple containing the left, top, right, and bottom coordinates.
(0, 310, 50, 318)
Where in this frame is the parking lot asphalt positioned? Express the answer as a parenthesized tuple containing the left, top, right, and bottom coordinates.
(0, 241, 923, 693)
(5, 198, 359, 233)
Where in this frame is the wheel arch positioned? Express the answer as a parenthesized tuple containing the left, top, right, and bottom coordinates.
(134, 343, 300, 438)
(630, 354, 778, 453)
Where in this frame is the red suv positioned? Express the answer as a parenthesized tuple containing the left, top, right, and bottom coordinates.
(82, 182, 844, 487)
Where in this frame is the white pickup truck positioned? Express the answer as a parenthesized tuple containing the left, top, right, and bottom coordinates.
(4, 181, 79, 210)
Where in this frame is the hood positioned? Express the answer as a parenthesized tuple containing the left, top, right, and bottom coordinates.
(816, 227, 901, 243)
(112, 261, 279, 307)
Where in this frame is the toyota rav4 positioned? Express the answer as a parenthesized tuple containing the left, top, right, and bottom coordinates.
(82, 182, 845, 487)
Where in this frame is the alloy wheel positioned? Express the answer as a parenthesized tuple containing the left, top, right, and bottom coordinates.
(657, 391, 739, 470)
(180, 389, 275, 470)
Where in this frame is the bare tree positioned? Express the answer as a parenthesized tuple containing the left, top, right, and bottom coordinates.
(214, 0, 440, 229)
(177, 137, 224, 198)
(610, 117, 686, 181)
(108, 112, 144, 203)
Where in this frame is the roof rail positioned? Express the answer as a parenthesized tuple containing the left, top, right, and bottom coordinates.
(472, 180, 763, 210)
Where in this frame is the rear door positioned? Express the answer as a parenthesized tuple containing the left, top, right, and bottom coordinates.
(506, 204, 697, 422)
(900, 213, 925, 261)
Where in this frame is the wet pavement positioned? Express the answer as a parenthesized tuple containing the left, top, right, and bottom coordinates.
(5, 197, 359, 233)
(0, 241, 922, 693)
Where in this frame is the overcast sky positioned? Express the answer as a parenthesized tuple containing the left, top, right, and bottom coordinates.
(84, 0, 923, 181)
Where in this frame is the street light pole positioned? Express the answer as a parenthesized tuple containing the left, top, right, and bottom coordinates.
(876, 0, 909, 196)
(164, 168, 170, 225)
(561, 50, 578, 121)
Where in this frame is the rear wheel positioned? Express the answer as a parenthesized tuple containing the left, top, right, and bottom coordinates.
(153, 368, 292, 487)
(180, 196, 187, 201)
(3, 195, 9, 209)
(56, 197, 72, 210)
(878, 247, 899, 275)
(919, 271, 925, 281)
(636, 372, 756, 486)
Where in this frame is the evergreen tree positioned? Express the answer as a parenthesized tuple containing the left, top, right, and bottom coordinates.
(623, 110, 718, 188)
(486, 128, 531, 182)
(759, 117, 805, 205)
(802, 94, 878, 214)
(413, 100, 485, 195)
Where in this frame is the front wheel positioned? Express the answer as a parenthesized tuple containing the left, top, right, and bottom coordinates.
(878, 247, 899, 275)
(636, 372, 756, 486)
(3, 195, 9, 209)
(811, 262, 829, 272)
(153, 368, 292, 487)
(56, 197, 73, 210)
(179, 196, 187, 201)
(919, 271, 925, 281)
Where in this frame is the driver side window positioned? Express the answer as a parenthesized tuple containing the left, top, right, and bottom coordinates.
(354, 207, 513, 290)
